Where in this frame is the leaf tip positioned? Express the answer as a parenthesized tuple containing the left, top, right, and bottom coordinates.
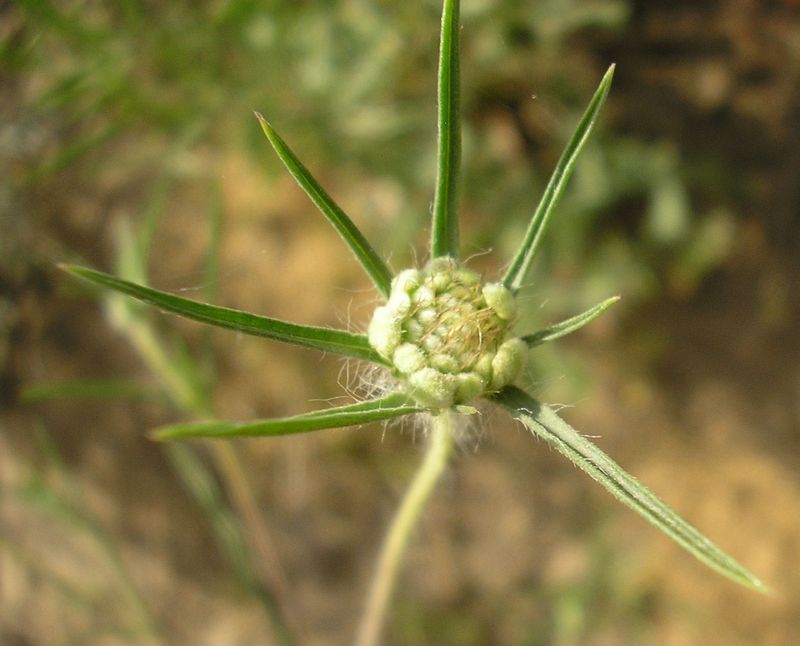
(254, 111, 273, 135)
(150, 425, 180, 442)
(596, 64, 616, 99)
(602, 63, 616, 86)
(748, 576, 771, 595)
(58, 263, 96, 284)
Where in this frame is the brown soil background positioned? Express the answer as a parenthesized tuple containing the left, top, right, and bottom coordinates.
(3, 1, 800, 644)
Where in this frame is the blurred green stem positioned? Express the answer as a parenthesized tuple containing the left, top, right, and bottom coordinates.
(355, 410, 455, 646)
(210, 440, 296, 640)
(107, 293, 300, 644)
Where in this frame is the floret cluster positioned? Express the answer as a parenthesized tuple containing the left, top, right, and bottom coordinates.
(368, 257, 526, 408)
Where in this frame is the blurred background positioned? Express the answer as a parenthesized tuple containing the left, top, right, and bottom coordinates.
(2, 0, 799, 644)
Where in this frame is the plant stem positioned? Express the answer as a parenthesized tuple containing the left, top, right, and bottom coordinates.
(355, 410, 456, 646)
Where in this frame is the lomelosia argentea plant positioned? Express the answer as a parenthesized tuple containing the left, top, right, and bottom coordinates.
(63, 1, 766, 643)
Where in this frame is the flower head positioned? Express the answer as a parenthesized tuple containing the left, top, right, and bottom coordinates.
(369, 258, 526, 408)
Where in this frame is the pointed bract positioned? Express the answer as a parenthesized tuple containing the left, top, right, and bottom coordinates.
(502, 65, 615, 292)
(154, 393, 422, 440)
(522, 296, 620, 347)
(62, 264, 387, 364)
(255, 113, 393, 298)
(492, 386, 767, 593)
(430, 0, 461, 259)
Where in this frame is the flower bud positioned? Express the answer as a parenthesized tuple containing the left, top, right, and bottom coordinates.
(490, 338, 527, 389)
(368, 305, 402, 357)
(393, 343, 426, 374)
(408, 368, 457, 409)
(482, 282, 516, 320)
(367, 257, 526, 409)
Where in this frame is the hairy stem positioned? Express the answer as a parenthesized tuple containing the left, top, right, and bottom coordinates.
(355, 411, 455, 646)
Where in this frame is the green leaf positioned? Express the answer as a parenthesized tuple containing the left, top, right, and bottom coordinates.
(62, 264, 387, 365)
(502, 65, 615, 292)
(430, 0, 461, 259)
(522, 296, 620, 348)
(153, 392, 422, 440)
(255, 113, 393, 299)
(492, 386, 767, 592)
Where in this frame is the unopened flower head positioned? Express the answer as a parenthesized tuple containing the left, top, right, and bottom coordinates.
(368, 257, 527, 409)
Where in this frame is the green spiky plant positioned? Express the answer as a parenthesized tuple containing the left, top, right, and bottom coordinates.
(62, 1, 765, 643)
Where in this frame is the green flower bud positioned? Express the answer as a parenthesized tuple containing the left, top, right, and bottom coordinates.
(431, 272, 451, 293)
(430, 352, 460, 374)
(482, 283, 516, 321)
(473, 352, 494, 383)
(393, 343, 426, 374)
(455, 372, 486, 402)
(421, 333, 444, 353)
(455, 269, 480, 286)
(406, 319, 424, 342)
(416, 307, 438, 325)
(408, 368, 457, 409)
(392, 268, 421, 294)
(368, 305, 402, 357)
(388, 290, 412, 315)
(412, 285, 436, 306)
(367, 257, 527, 409)
(490, 338, 527, 389)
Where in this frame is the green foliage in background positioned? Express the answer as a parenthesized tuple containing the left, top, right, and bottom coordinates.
(58, 2, 764, 643)
(6, 0, 724, 292)
(3, 1, 755, 643)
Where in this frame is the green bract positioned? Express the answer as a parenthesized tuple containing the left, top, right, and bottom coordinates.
(63, 2, 765, 643)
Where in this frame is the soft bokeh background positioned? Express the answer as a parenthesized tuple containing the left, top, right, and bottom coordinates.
(3, 1, 799, 644)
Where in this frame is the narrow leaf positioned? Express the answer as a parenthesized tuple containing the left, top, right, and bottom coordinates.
(62, 264, 386, 365)
(255, 113, 393, 298)
(153, 392, 422, 440)
(430, 0, 461, 259)
(493, 386, 767, 592)
(522, 296, 620, 348)
(502, 65, 615, 291)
